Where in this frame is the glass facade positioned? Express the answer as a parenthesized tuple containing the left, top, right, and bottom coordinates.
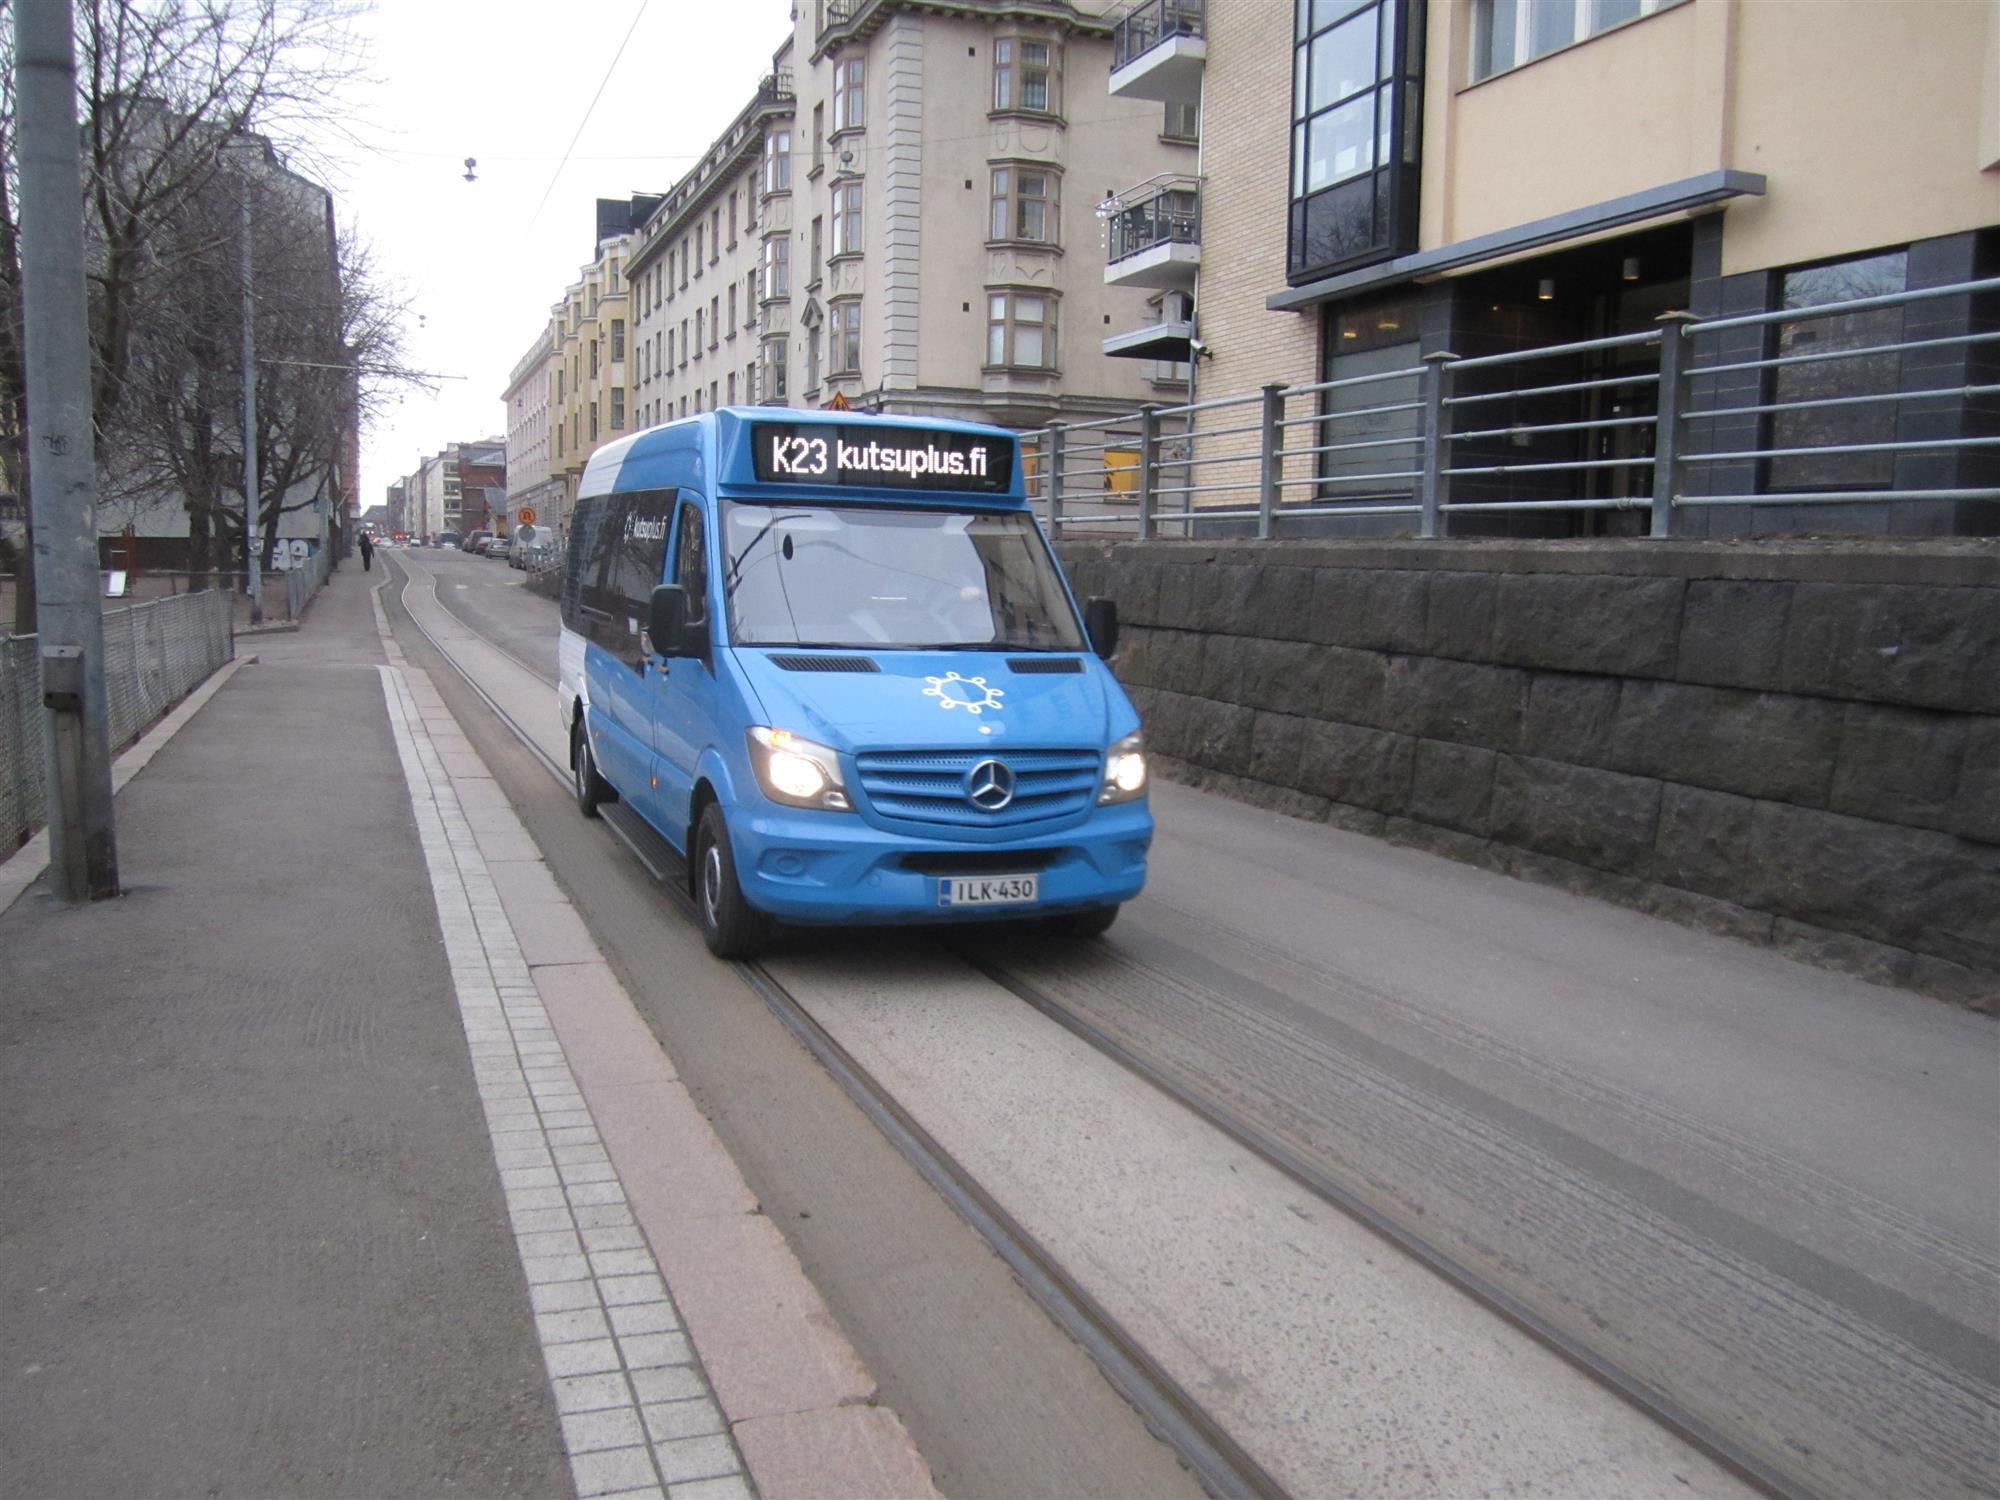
(1288, 0, 1423, 284)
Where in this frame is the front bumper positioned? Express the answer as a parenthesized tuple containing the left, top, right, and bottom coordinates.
(730, 799, 1153, 924)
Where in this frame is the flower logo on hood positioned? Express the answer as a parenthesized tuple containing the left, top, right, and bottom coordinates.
(922, 671, 1005, 716)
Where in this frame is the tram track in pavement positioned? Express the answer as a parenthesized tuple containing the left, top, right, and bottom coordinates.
(383, 552, 1285, 1500)
(385, 551, 1805, 1500)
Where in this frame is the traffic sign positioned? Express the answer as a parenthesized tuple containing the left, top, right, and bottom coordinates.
(517, 506, 537, 526)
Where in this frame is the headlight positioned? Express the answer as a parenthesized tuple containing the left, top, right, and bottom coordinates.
(1099, 731, 1147, 804)
(748, 727, 850, 810)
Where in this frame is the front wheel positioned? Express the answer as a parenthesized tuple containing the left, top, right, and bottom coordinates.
(572, 719, 613, 818)
(1046, 904, 1120, 939)
(694, 804, 774, 959)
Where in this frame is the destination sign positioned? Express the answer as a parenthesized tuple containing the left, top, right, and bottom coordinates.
(750, 422, 1013, 494)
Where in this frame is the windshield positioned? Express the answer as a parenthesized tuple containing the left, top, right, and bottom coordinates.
(722, 501, 1086, 651)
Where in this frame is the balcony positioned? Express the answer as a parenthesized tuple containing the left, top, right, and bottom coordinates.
(1109, 0, 1206, 105)
(1102, 176, 1200, 290)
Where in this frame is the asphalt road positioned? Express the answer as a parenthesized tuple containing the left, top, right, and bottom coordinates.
(398, 544, 2000, 1498)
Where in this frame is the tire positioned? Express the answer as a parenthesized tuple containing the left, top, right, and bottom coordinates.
(1046, 904, 1120, 939)
(572, 718, 613, 818)
(694, 803, 773, 959)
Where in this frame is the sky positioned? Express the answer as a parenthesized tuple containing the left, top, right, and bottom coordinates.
(318, 0, 795, 512)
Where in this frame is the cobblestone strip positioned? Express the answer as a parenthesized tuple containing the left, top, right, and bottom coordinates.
(378, 663, 754, 1500)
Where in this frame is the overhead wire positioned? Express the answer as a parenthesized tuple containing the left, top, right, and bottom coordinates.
(524, 0, 655, 232)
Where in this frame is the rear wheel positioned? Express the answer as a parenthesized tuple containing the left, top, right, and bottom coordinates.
(694, 803, 773, 959)
(1046, 904, 1120, 939)
(572, 718, 612, 818)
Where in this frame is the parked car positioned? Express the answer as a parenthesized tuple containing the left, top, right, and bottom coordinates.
(462, 531, 491, 553)
(486, 537, 512, 560)
(436, 531, 461, 549)
(471, 533, 495, 555)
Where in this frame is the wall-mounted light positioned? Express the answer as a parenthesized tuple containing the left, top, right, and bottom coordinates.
(1537, 278, 1556, 301)
(1622, 256, 1641, 282)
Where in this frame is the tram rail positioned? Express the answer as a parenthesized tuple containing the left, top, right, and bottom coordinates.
(385, 551, 1949, 1500)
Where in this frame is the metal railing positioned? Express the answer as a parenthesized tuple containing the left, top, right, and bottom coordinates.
(1114, 0, 1206, 70)
(1029, 274, 2000, 539)
(1104, 177, 1202, 266)
(2, 588, 234, 851)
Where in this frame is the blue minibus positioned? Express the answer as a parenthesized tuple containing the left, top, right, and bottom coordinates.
(558, 408, 1151, 957)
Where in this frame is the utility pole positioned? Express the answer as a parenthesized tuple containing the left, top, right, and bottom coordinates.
(240, 173, 264, 624)
(15, 0, 119, 900)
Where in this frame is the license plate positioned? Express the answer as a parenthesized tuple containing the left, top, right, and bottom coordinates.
(938, 874, 1039, 908)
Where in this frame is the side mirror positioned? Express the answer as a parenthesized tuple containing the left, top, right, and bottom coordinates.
(1084, 596, 1119, 661)
(647, 584, 687, 655)
(647, 584, 710, 662)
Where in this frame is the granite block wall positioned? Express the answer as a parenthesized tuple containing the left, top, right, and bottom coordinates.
(1060, 537, 2000, 1007)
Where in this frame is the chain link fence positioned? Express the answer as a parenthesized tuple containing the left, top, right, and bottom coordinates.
(2, 589, 233, 851)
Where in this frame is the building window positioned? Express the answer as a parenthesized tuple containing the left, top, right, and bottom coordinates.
(710, 209, 721, 263)
(993, 38, 1060, 113)
(746, 271, 759, 328)
(832, 57, 865, 132)
(764, 236, 790, 298)
(1164, 100, 1199, 141)
(1768, 249, 1908, 491)
(729, 193, 738, 246)
(681, 319, 690, 367)
(667, 327, 676, 368)
(695, 224, 705, 270)
(766, 339, 789, 399)
(710, 296, 720, 348)
(611, 319, 626, 360)
(727, 372, 736, 404)
(680, 241, 690, 289)
(728, 285, 738, 336)
(764, 129, 791, 193)
(831, 182, 863, 257)
(987, 291, 1054, 369)
(812, 103, 825, 171)
(1473, 0, 1685, 81)
(810, 217, 823, 283)
(590, 339, 600, 378)
(589, 401, 599, 441)
(611, 388, 626, 430)
(989, 166, 1057, 244)
(1288, 0, 1421, 283)
(830, 302, 861, 375)
(696, 308, 705, 354)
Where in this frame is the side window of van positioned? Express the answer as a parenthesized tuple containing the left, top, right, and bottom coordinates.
(562, 493, 617, 645)
(674, 502, 708, 627)
(608, 488, 677, 654)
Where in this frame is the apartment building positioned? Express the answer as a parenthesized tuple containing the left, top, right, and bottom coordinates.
(1118, 0, 2000, 536)
(627, 83, 779, 429)
(503, 327, 562, 535)
(623, 0, 1199, 434)
(541, 197, 656, 518)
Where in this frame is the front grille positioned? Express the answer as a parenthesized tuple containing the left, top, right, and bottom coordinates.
(1008, 657, 1086, 674)
(770, 654, 879, 673)
(855, 748, 1101, 828)
(900, 848, 1061, 876)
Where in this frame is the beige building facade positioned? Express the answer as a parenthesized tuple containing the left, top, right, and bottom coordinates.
(503, 327, 563, 535)
(1134, 0, 2000, 535)
(622, 0, 1200, 436)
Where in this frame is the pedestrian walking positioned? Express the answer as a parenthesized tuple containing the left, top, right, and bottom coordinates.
(359, 532, 375, 572)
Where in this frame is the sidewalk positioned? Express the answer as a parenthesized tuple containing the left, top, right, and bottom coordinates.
(0, 569, 931, 1499)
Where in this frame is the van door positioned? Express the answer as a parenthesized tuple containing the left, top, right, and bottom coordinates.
(649, 496, 715, 842)
(599, 488, 676, 821)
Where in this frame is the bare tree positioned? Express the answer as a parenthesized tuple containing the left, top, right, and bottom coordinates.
(104, 139, 417, 593)
(0, 0, 368, 632)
